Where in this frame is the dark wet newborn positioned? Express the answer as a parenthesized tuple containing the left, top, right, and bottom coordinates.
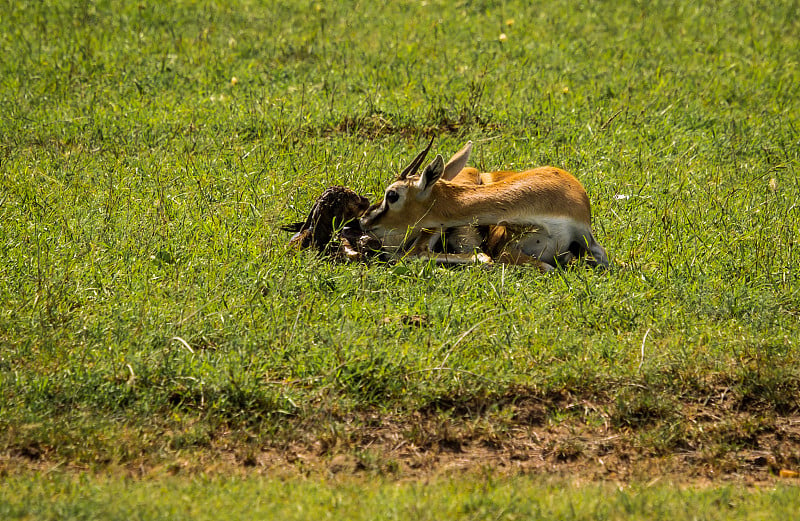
(282, 186, 382, 261)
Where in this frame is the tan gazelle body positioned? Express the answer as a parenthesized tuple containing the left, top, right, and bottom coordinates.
(360, 140, 609, 270)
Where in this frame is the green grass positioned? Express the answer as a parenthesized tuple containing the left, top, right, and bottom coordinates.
(2, 474, 799, 521)
(2, 0, 800, 516)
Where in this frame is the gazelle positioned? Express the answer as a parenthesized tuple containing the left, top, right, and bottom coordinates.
(360, 140, 609, 270)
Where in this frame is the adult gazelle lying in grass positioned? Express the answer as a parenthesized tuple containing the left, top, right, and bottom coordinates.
(360, 140, 609, 271)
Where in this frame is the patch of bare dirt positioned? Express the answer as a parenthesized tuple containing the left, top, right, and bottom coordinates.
(3, 391, 799, 486)
(231, 409, 800, 487)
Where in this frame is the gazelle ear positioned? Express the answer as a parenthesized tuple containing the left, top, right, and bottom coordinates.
(442, 141, 473, 181)
(416, 154, 444, 199)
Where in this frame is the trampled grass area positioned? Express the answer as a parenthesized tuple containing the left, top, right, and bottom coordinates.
(1, 0, 799, 515)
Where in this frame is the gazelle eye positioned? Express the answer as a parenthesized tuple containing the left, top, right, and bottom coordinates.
(385, 189, 399, 204)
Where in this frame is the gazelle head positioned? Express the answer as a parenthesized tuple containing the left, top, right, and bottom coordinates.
(360, 139, 471, 248)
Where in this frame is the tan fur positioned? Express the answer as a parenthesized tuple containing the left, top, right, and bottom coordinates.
(425, 168, 560, 271)
(361, 143, 609, 269)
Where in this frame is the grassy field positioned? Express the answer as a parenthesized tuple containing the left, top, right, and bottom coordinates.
(2, 474, 800, 521)
(1, 0, 799, 517)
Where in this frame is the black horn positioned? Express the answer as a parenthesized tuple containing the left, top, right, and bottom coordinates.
(398, 137, 435, 180)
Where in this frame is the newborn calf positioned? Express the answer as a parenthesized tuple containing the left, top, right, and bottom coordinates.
(282, 186, 381, 261)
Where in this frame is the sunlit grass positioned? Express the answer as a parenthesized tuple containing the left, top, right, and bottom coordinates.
(1, 0, 799, 516)
(1, 473, 799, 521)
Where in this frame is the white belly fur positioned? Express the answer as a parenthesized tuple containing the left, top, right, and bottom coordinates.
(501, 216, 593, 265)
